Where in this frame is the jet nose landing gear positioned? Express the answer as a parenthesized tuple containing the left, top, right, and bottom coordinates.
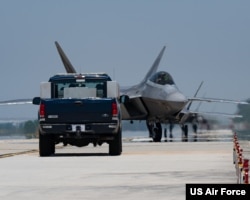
(146, 121, 162, 142)
(181, 125, 188, 142)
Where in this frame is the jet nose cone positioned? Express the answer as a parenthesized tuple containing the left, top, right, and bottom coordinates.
(168, 92, 187, 102)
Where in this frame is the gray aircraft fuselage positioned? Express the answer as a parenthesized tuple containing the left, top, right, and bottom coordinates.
(120, 70, 188, 124)
(141, 80, 188, 122)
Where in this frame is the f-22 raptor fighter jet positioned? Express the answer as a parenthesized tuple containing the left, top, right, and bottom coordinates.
(0, 42, 247, 141)
(54, 42, 246, 142)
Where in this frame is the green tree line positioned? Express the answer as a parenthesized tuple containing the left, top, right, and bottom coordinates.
(0, 120, 38, 139)
(0, 120, 147, 139)
(232, 99, 250, 140)
(234, 98, 250, 125)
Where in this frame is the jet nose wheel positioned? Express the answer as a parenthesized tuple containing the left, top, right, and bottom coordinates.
(147, 121, 162, 142)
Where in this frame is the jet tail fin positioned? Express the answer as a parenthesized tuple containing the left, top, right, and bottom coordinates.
(139, 46, 166, 85)
(186, 81, 204, 110)
(55, 41, 77, 73)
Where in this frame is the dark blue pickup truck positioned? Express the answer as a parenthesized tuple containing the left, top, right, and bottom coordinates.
(33, 73, 122, 156)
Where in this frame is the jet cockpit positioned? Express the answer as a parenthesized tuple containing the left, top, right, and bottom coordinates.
(149, 71, 175, 85)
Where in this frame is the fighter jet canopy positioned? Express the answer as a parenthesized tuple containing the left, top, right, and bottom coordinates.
(149, 71, 175, 85)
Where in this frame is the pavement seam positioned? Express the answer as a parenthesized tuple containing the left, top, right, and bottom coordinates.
(0, 149, 38, 159)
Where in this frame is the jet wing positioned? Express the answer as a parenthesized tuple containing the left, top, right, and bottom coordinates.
(188, 97, 248, 105)
(188, 110, 243, 118)
(0, 99, 32, 106)
(179, 109, 242, 124)
(0, 42, 76, 106)
(181, 97, 246, 123)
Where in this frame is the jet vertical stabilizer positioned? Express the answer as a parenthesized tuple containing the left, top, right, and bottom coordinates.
(139, 46, 166, 86)
(55, 41, 77, 73)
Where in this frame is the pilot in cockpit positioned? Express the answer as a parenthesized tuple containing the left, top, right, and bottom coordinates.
(156, 73, 168, 85)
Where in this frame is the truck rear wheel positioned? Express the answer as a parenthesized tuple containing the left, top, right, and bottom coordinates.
(39, 131, 55, 157)
(109, 129, 122, 156)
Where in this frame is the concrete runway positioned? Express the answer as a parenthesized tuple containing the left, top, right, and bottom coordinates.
(0, 132, 236, 200)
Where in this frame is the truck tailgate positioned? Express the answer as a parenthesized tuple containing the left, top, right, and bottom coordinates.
(41, 98, 115, 123)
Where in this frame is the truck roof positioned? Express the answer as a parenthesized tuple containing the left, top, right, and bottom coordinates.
(49, 73, 112, 82)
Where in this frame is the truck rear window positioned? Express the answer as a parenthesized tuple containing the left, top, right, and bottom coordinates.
(53, 81, 107, 99)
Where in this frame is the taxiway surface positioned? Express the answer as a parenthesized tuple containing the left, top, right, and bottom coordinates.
(0, 135, 236, 200)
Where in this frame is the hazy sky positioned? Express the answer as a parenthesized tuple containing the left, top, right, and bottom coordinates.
(0, 0, 249, 120)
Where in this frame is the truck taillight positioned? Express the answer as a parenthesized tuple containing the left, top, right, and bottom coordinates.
(112, 102, 118, 117)
(40, 103, 45, 118)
